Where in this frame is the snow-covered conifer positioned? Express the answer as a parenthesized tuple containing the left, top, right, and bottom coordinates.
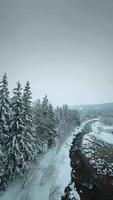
(34, 99, 45, 152)
(41, 95, 50, 146)
(7, 82, 26, 177)
(41, 95, 57, 147)
(0, 73, 10, 146)
(22, 81, 36, 158)
(47, 103, 57, 146)
(0, 73, 11, 189)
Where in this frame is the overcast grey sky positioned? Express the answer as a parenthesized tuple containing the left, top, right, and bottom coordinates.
(0, 0, 113, 106)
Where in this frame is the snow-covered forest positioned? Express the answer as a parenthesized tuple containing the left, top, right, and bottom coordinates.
(0, 73, 80, 192)
(0, 0, 113, 199)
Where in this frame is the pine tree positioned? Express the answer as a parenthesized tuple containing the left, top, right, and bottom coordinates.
(0, 73, 10, 190)
(42, 95, 49, 117)
(34, 99, 45, 152)
(7, 81, 25, 177)
(47, 103, 57, 146)
(34, 99, 42, 134)
(22, 81, 36, 159)
(0, 73, 10, 147)
(41, 95, 50, 146)
(41, 95, 57, 147)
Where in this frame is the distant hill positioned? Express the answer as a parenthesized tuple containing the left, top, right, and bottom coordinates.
(70, 102, 113, 120)
(70, 102, 113, 112)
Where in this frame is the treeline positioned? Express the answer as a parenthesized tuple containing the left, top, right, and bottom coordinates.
(56, 105, 80, 135)
(0, 73, 80, 191)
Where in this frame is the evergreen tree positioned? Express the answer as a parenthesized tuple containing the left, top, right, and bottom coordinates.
(40, 95, 49, 146)
(47, 103, 57, 146)
(22, 81, 36, 159)
(34, 99, 45, 152)
(34, 99, 42, 133)
(41, 95, 57, 147)
(0, 73, 10, 146)
(42, 95, 49, 117)
(7, 81, 25, 177)
(0, 73, 10, 190)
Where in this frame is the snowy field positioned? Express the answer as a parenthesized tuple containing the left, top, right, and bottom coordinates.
(91, 122, 113, 144)
(82, 121, 113, 176)
(83, 121, 113, 146)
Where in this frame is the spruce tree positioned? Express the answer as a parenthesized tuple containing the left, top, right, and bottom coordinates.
(42, 95, 49, 116)
(41, 95, 50, 146)
(7, 81, 25, 177)
(47, 103, 57, 146)
(0, 73, 10, 190)
(0, 73, 10, 147)
(34, 99, 45, 152)
(22, 81, 36, 159)
(41, 95, 57, 147)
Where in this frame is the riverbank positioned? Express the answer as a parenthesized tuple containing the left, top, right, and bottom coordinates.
(62, 119, 113, 200)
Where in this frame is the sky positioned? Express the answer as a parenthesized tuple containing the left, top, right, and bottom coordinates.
(0, 0, 113, 106)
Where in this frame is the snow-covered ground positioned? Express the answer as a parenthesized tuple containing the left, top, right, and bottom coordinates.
(69, 183, 80, 200)
(0, 128, 81, 200)
(83, 121, 113, 145)
(82, 121, 113, 176)
(91, 121, 113, 144)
